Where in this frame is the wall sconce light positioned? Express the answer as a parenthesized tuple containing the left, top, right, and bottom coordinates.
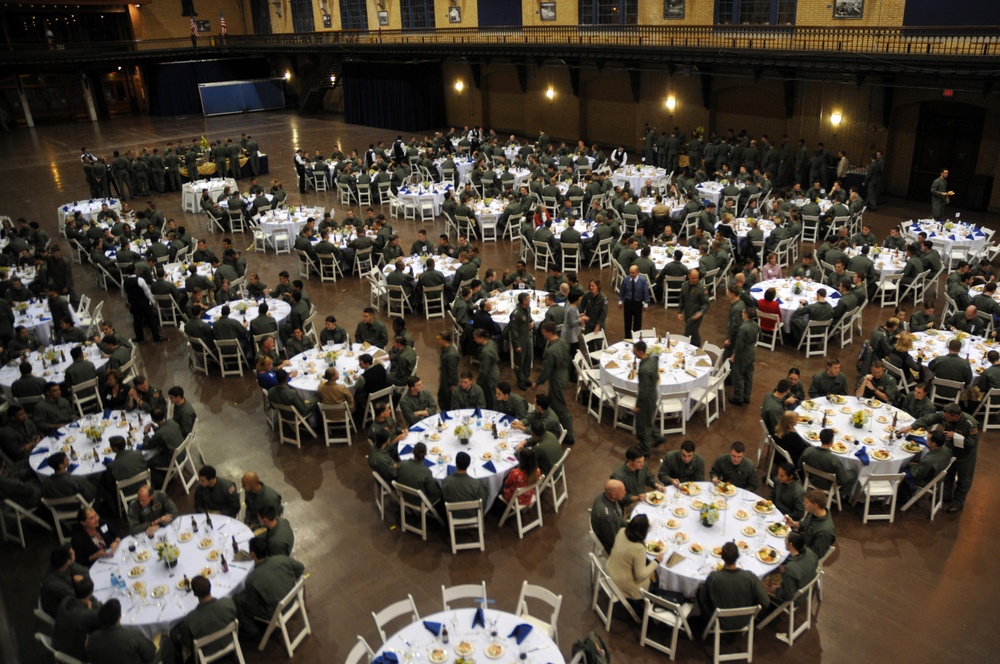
(330, 75, 336, 84)
(830, 111, 843, 126)
(545, 87, 555, 101)
(284, 71, 292, 81)
(454, 80, 464, 93)
(665, 95, 676, 111)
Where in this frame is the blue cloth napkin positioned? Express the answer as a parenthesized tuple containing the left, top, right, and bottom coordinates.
(68, 463, 79, 473)
(441, 411, 451, 421)
(51, 430, 64, 439)
(103, 409, 112, 420)
(905, 434, 927, 446)
(508, 624, 533, 645)
(500, 414, 516, 425)
(372, 653, 398, 664)
(423, 458, 435, 468)
(135, 443, 144, 451)
(472, 607, 485, 628)
(473, 407, 482, 418)
(68, 422, 80, 429)
(399, 444, 413, 455)
(776, 298, 783, 305)
(483, 461, 497, 473)
(201, 314, 211, 320)
(929, 232, 937, 238)
(409, 424, 425, 433)
(422, 621, 441, 636)
(447, 465, 456, 476)
(103, 457, 113, 465)
(854, 447, 870, 466)
(31, 447, 48, 456)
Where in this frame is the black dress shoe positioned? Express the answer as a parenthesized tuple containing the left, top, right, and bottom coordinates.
(728, 397, 744, 406)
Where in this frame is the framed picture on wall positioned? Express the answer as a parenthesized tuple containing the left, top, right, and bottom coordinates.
(448, 6, 461, 23)
(540, 2, 556, 21)
(833, 0, 864, 19)
(377, 10, 389, 26)
(663, 0, 685, 20)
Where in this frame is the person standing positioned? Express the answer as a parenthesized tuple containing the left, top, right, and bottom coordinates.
(507, 292, 534, 390)
(472, 329, 500, 410)
(730, 308, 759, 406)
(294, 149, 308, 194)
(930, 168, 951, 220)
(533, 322, 574, 445)
(632, 341, 661, 455)
(437, 332, 460, 411)
(678, 268, 710, 347)
(863, 151, 884, 211)
(618, 264, 650, 339)
(121, 264, 164, 343)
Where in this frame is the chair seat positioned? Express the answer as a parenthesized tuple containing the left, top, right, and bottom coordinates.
(866, 483, 897, 497)
(520, 614, 555, 638)
(651, 600, 694, 626)
(618, 395, 637, 409)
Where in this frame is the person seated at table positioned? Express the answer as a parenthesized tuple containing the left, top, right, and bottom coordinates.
(657, 439, 706, 487)
(354, 307, 389, 348)
(368, 430, 398, 485)
(970, 257, 996, 285)
(241, 471, 282, 529)
(611, 446, 665, 510)
(899, 431, 953, 503)
(260, 505, 295, 557)
(410, 228, 434, 256)
(762, 531, 819, 611)
(141, 407, 184, 480)
(53, 318, 86, 346)
(86, 598, 170, 664)
(789, 287, 833, 345)
(318, 315, 348, 346)
(772, 411, 809, 469)
(52, 576, 102, 662)
(789, 252, 818, 281)
(855, 359, 899, 405)
(398, 376, 437, 427)
(352, 353, 388, 423)
(710, 441, 759, 491)
(696, 540, 769, 630)
(494, 382, 528, 421)
(234, 536, 305, 643)
(316, 367, 355, 413)
(500, 447, 541, 509)
(502, 261, 536, 290)
(71, 507, 120, 567)
(389, 335, 417, 389)
(771, 462, 806, 521)
(169, 575, 237, 664)
(101, 368, 129, 410)
(807, 357, 849, 399)
(516, 420, 561, 476)
(396, 441, 442, 505)
(256, 356, 280, 390)
(512, 393, 563, 439)
(33, 383, 77, 434)
(283, 327, 311, 360)
(450, 371, 487, 410)
(370, 401, 408, 457)
(62, 346, 98, 391)
(192, 465, 240, 518)
(126, 484, 178, 537)
(759, 251, 783, 281)
(267, 369, 315, 421)
(11, 361, 47, 402)
(441, 451, 488, 518)
(0, 404, 41, 462)
(606, 514, 663, 614)
(798, 429, 858, 497)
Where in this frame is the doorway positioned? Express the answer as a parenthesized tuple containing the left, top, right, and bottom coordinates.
(907, 100, 985, 211)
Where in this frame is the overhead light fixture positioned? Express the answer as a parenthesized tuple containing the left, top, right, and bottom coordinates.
(665, 95, 676, 111)
(454, 80, 464, 93)
(330, 75, 336, 83)
(830, 111, 843, 126)
(545, 87, 555, 101)
(284, 71, 291, 81)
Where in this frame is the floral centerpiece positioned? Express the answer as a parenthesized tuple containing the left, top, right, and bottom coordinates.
(234, 301, 249, 315)
(944, 221, 954, 231)
(83, 426, 103, 443)
(851, 411, 868, 429)
(454, 423, 473, 445)
(419, 254, 429, 266)
(700, 505, 719, 527)
(15, 302, 28, 313)
(484, 197, 493, 206)
(955, 331, 969, 342)
(792, 281, 804, 295)
(648, 344, 663, 357)
(44, 349, 62, 363)
(154, 541, 181, 568)
(322, 350, 339, 366)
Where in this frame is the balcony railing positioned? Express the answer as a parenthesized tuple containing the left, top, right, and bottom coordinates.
(5, 25, 1000, 58)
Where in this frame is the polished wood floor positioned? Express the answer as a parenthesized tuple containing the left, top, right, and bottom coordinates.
(1, 111, 997, 664)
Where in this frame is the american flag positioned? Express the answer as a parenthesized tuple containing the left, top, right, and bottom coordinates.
(190, 13, 197, 37)
(219, 12, 227, 36)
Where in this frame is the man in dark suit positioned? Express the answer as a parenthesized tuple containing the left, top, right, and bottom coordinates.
(617, 264, 651, 339)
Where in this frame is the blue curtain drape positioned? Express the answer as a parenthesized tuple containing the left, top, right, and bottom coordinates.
(145, 58, 271, 116)
(342, 62, 445, 131)
(478, 0, 522, 27)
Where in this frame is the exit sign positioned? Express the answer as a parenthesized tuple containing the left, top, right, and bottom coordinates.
(943, 89, 954, 97)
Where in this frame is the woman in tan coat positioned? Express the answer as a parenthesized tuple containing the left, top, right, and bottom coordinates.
(607, 514, 662, 610)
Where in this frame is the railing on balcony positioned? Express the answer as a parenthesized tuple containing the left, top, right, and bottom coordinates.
(5, 25, 1000, 58)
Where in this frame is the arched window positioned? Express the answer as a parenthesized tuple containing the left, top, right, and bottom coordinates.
(579, 0, 638, 25)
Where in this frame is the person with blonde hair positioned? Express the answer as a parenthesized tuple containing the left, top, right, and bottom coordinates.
(773, 410, 809, 467)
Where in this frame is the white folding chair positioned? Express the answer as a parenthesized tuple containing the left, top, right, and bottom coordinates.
(371, 471, 396, 522)
(215, 339, 247, 378)
(702, 605, 761, 664)
(273, 403, 317, 449)
(639, 589, 694, 660)
(900, 457, 955, 521)
(757, 574, 820, 646)
(422, 285, 446, 319)
(589, 552, 640, 630)
(444, 501, 485, 554)
(156, 436, 199, 494)
(858, 472, 905, 524)
(516, 580, 563, 644)
(930, 377, 964, 408)
(344, 636, 376, 664)
(657, 390, 688, 437)
(70, 377, 103, 417)
(797, 319, 831, 358)
(255, 576, 311, 657)
(41, 494, 92, 545)
(115, 470, 151, 517)
(539, 448, 571, 513)
(318, 402, 353, 446)
(34, 632, 83, 664)
(371, 594, 420, 644)
(1, 498, 52, 548)
(802, 462, 842, 511)
(441, 581, 488, 611)
(192, 619, 246, 664)
(497, 483, 543, 539)
(393, 481, 444, 540)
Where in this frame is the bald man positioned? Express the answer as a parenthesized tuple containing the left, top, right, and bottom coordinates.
(590, 480, 626, 554)
(126, 485, 178, 537)
(241, 472, 283, 529)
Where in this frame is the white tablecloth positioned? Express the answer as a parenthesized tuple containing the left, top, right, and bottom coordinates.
(374, 608, 565, 664)
(435, 158, 474, 184)
(748, 279, 842, 334)
(258, 207, 324, 239)
(696, 182, 725, 207)
(181, 178, 237, 213)
(473, 199, 508, 231)
(91, 514, 253, 638)
(844, 247, 906, 277)
(907, 330, 993, 383)
(29, 410, 153, 478)
(13, 300, 81, 346)
(648, 245, 701, 274)
(381, 255, 460, 282)
(398, 409, 527, 512)
(285, 343, 389, 398)
(638, 196, 685, 219)
(2, 266, 38, 288)
(163, 261, 213, 291)
(398, 183, 453, 216)
(905, 219, 988, 260)
(633, 482, 788, 598)
(599, 339, 711, 418)
(0, 343, 107, 401)
(613, 166, 667, 192)
(551, 220, 595, 242)
(204, 298, 290, 329)
(58, 198, 121, 226)
(484, 289, 553, 331)
(794, 396, 920, 497)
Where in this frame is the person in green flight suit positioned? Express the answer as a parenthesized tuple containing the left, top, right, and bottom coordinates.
(731, 307, 760, 406)
(506, 292, 534, 390)
(930, 168, 951, 220)
(632, 341, 661, 455)
(234, 537, 305, 641)
(678, 268, 710, 347)
(472, 329, 500, 410)
(169, 576, 237, 663)
(441, 451, 488, 518)
(763, 531, 819, 608)
(532, 321, 574, 445)
(900, 403, 979, 513)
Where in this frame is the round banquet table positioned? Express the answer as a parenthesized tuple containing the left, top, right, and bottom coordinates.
(748, 278, 842, 334)
(435, 157, 474, 184)
(163, 261, 213, 291)
(598, 339, 712, 418)
(970, 283, 1000, 307)
(181, 178, 236, 213)
(905, 219, 988, 260)
(398, 409, 528, 512)
(632, 482, 788, 598)
(258, 207, 324, 239)
(551, 219, 595, 243)
(90, 514, 253, 638)
(204, 298, 290, 329)
(58, 198, 121, 227)
(845, 246, 906, 277)
(2, 265, 38, 288)
(0, 342, 108, 402)
(381, 255, 460, 282)
(105, 238, 171, 264)
(374, 608, 565, 664)
(398, 182, 453, 216)
(484, 289, 554, 332)
(789, 198, 833, 215)
(696, 182, 725, 207)
(638, 196, 685, 220)
(612, 166, 667, 192)
(473, 199, 509, 232)
(13, 300, 80, 346)
(794, 395, 922, 499)
(285, 343, 390, 398)
(29, 410, 154, 478)
(722, 217, 776, 243)
(649, 245, 701, 274)
(906, 329, 993, 384)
